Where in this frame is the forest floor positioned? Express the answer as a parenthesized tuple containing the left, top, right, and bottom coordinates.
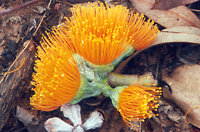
(0, 0, 200, 132)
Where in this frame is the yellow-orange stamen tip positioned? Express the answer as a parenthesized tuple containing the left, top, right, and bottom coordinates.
(117, 84, 161, 129)
(30, 28, 81, 111)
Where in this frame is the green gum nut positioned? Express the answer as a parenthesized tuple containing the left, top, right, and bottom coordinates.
(102, 84, 126, 108)
(73, 54, 95, 81)
(108, 86, 127, 108)
(70, 75, 104, 104)
(85, 61, 114, 80)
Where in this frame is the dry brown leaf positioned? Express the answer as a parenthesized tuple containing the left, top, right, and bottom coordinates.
(138, 26, 200, 53)
(152, 26, 200, 45)
(163, 64, 200, 128)
(152, 0, 198, 10)
(130, 0, 200, 28)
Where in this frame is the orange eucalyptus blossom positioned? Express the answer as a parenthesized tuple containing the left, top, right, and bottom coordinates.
(30, 26, 104, 111)
(117, 83, 162, 129)
(30, 28, 82, 111)
(63, 2, 159, 65)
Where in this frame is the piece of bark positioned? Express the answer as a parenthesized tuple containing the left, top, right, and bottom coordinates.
(0, 43, 35, 130)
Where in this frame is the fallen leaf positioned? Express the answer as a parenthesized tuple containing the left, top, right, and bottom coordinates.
(152, 0, 198, 10)
(130, 0, 200, 28)
(136, 26, 200, 55)
(152, 26, 200, 45)
(163, 64, 200, 128)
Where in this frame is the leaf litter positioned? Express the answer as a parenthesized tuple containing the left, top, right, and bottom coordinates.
(130, 0, 200, 28)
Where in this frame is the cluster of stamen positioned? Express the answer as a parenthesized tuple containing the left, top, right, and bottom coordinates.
(62, 2, 159, 65)
(30, 30, 81, 111)
(117, 83, 162, 130)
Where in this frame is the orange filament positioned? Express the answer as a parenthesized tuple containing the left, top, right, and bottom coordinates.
(63, 2, 159, 65)
(5, 58, 26, 75)
(42, 26, 76, 53)
(117, 83, 162, 130)
(30, 28, 81, 111)
(128, 14, 159, 50)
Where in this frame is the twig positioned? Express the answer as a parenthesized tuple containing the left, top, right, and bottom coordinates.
(0, 0, 40, 16)
(191, 9, 200, 12)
